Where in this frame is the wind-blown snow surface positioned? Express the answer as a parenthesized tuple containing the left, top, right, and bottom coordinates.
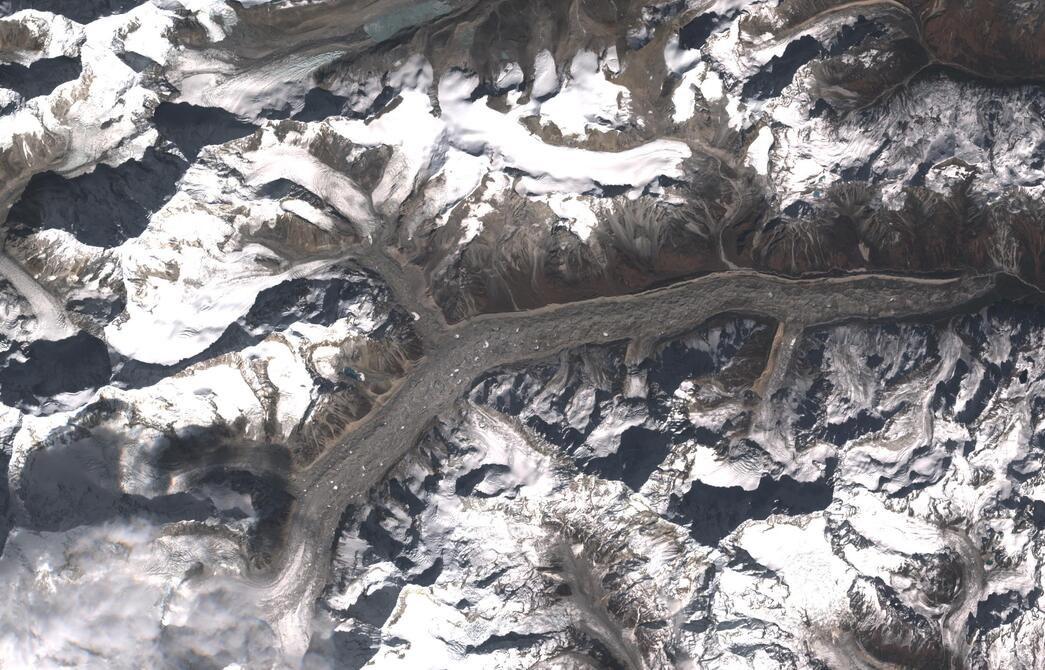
(0, 520, 280, 668)
(1, 0, 1045, 667)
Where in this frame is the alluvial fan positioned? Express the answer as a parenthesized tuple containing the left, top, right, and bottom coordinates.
(0, 1, 1043, 668)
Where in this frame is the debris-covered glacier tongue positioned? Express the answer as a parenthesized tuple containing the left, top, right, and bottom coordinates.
(1, 0, 1044, 667)
(321, 305, 1045, 669)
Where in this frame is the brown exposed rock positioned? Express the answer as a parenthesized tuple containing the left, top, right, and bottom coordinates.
(904, 0, 1045, 80)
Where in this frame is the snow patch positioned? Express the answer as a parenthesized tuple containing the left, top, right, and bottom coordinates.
(538, 50, 632, 138)
(746, 125, 774, 175)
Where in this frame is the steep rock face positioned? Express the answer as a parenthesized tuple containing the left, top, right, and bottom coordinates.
(6, 102, 257, 247)
(0, 1, 1043, 668)
(7, 147, 189, 247)
(0, 54, 81, 104)
(147, 0, 1045, 321)
(3, 0, 1044, 326)
(318, 405, 712, 670)
(323, 306, 1045, 668)
(0, 253, 421, 662)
